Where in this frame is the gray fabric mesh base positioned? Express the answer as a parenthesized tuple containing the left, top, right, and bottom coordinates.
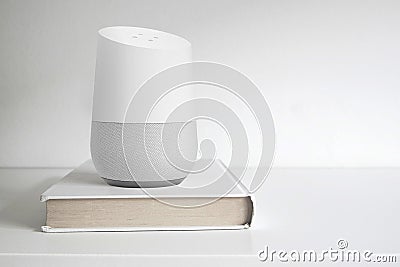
(90, 121, 197, 185)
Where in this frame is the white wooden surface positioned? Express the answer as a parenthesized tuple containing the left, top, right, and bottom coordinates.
(0, 167, 399, 266)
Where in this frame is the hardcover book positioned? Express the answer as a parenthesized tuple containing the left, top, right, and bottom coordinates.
(41, 160, 254, 232)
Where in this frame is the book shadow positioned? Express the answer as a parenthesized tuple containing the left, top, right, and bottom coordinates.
(0, 176, 60, 232)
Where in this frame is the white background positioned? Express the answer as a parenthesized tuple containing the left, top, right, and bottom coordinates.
(0, 0, 399, 168)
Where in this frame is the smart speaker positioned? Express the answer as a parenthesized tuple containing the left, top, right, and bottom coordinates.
(90, 26, 197, 188)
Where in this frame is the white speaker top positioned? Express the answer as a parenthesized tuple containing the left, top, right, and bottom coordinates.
(92, 26, 192, 123)
(99, 26, 191, 51)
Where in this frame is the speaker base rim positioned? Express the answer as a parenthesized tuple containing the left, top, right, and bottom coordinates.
(102, 177, 185, 188)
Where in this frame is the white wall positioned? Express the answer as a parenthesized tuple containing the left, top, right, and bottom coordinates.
(0, 0, 399, 167)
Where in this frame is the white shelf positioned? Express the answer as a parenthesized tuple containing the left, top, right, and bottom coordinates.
(0, 167, 399, 266)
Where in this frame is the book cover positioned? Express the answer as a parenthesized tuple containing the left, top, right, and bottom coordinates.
(41, 160, 254, 232)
